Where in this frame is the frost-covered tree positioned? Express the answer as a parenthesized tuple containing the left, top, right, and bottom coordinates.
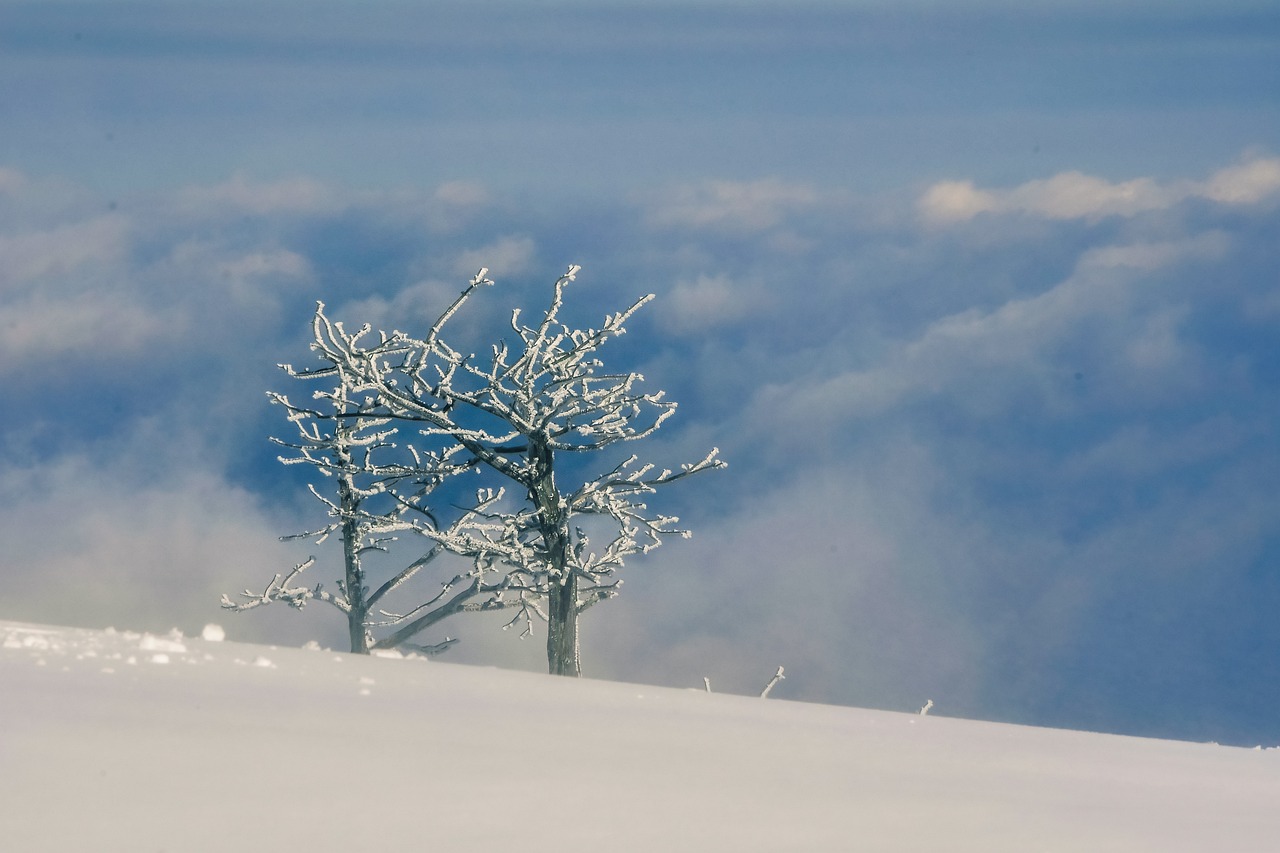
(314, 266, 725, 675)
(221, 314, 530, 654)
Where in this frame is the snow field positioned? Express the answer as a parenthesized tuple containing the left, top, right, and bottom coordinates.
(2, 620, 1277, 852)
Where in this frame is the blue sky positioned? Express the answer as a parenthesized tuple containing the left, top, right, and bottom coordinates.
(2, 0, 1279, 744)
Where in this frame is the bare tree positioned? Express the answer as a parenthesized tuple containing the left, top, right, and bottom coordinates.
(221, 313, 527, 654)
(313, 266, 725, 675)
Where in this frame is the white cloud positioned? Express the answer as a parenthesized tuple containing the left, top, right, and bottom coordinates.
(433, 180, 489, 208)
(1076, 231, 1229, 272)
(0, 167, 28, 194)
(338, 278, 462, 335)
(1016, 173, 1173, 220)
(0, 169, 107, 229)
(419, 181, 493, 234)
(655, 274, 768, 334)
(589, 444, 1007, 711)
(1059, 417, 1250, 482)
(0, 290, 170, 366)
(751, 233, 1227, 433)
(0, 214, 130, 289)
(1122, 305, 1190, 373)
(642, 179, 818, 231)
(205, 245, 314, 315)
(0, 437, 321, 645)
(919, 155, 1280, 225)
(452, 235, 536, 279)
(214, 248, 310, 282)
(0, 201, 326, 373)
(177, 173, 339, 215)
(1201, 157, 1280, 204)
(0, 213, 165, 371)
(917, 180, 998, 223)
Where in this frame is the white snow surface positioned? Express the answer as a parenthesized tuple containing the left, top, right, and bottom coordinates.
(2, 620, 1276, 852)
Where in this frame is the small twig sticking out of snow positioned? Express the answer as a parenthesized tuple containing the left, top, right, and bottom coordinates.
(759, 666, 785, 698)
(703, 676, 711, 693)
(919, 699, 934, 716)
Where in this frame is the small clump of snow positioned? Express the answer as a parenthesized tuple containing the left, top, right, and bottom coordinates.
(150, 653, 170, 665)
(300, 640, 322, 651)
(252, 656, 275, 668)
(139, 634, 186, 654)
(201, 624, 226, 642)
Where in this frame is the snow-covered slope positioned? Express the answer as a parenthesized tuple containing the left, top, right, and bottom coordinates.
(2, 620, 1275, 852)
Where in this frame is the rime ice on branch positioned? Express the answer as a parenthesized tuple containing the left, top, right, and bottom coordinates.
(221, 301, 536, 654)
(314, 265, 725, 675)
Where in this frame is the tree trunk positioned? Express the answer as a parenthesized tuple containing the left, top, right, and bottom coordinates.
(337, 450, 370, 655)
(347, 605, 369, 655)
(529, 436, 579, 676)
(546, 573, 579, 676)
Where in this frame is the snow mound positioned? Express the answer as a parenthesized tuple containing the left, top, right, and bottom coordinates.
(139, 632, 187, 654)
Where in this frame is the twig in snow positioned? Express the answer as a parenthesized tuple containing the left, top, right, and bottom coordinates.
(759, 666, 785, 698)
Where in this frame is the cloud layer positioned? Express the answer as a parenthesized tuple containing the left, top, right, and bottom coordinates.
(4, 149, 1279, 746)
(919, 157, 1280, 224)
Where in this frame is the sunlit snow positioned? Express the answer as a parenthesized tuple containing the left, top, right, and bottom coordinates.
(2, 620, 1276, 852)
